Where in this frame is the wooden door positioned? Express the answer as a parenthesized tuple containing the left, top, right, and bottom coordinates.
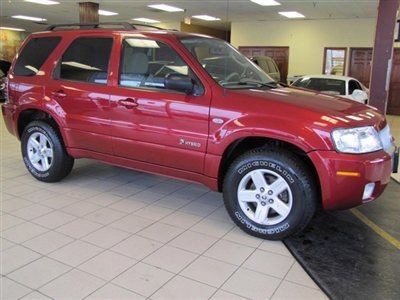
(388, 49, 400, 115)
(239, 46, 289, 83)
(349, 48, 373, 87)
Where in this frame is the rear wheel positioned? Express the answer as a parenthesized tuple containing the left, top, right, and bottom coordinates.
(223, 147, 317, 240)
(21, 121, 74, 182)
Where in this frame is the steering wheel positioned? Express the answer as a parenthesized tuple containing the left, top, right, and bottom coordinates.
(224, 72, 240, 83)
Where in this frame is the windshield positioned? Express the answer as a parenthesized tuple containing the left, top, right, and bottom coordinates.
(292, 77, 346, 95)
(180, 37, 275, 88)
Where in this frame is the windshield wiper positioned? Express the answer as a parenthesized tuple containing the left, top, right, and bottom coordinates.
(221, 79, 279, 89)
(238, 79, 279, 88)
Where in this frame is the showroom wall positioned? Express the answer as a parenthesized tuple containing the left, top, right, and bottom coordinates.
(0, 29, 27, 62)
(231, 18, 387, 76)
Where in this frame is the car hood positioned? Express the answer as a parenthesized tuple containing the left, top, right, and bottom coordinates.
(228, 86, 385, 130)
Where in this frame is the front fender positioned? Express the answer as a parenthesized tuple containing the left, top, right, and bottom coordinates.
(207, 114, 332, 156)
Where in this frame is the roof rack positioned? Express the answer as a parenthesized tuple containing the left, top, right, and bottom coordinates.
(46, 22, 165, 31)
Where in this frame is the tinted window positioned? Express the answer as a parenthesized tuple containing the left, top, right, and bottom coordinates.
(119, 38, 193, 90)
(293, 78, 346, 95)
(58, 37, 113, 84)
(348, 80, 362, 94)
(14, 37, 61, 76)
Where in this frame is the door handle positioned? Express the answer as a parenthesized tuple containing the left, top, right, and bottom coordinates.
(118, 98, 138, 108)
(51, 90, 67, 99)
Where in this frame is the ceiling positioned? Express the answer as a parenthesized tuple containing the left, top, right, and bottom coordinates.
(0, 0, 379, 32)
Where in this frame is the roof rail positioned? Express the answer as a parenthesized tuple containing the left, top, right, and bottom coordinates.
(46, 22, 165, 31)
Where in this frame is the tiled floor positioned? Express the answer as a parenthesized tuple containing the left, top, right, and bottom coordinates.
(387, 114, 400, 182)
(1, 115, 325, 300)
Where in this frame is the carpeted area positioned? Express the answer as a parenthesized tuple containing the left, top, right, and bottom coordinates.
(284, 180, 400, 300)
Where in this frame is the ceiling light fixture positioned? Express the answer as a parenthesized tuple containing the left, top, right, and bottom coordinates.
(0, 26, 26, 31)
(12, 15, 47, 22)
(148, 4, 184, 12)
(132, 17, 161, 23)
(24, 0, 59, 5)
(250, 0, 281, 6)
(278, 11, 305, 18)
(98, 10, 118, 16)
(192, 15, 221, 21)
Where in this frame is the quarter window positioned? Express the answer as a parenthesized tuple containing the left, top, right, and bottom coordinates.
(14, 37, 61, 76)
(119, 38, 191, 90)
(57, 37, 113, 84)
(348, 80, 362, 94)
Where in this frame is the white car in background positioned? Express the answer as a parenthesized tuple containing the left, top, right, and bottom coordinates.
(291, 75, 369, 104)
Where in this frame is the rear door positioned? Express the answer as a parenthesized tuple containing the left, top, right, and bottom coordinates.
(46, 35, 114, 154)
(108, 35, 211, 173)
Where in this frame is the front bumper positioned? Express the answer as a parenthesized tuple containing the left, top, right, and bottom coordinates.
(309, 149, 393, 210)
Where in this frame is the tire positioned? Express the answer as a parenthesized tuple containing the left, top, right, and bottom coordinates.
(223, 147, 317, 240)
(21, 120, 74, 182)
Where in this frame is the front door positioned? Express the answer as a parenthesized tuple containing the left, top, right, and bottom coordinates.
(349, 48, 373, 87)
(388, 49, 400, 115)
(108, 36, 210, 173)
(349, 47, 400, 115)
(46, 36, 114, 154)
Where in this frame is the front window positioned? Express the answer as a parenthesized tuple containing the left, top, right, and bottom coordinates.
(292, 77, 346, 95)
(119, 38, 203, 94)
(180, 37, 275, 88)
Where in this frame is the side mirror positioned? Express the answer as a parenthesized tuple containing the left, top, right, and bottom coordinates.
(352, 89, 368, 103)
(164, 74, 194, 94)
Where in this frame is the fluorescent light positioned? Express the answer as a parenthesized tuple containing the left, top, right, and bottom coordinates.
(132, 18, 160, 23)
(24, 0, 59, 5)
(250, 0, 280, 6)
(98, 9, 118, 16)
(278, 11, 305, 18)
(148, 4, 184, 12)
(12, 15, 47, 22)
(192, 15, 221, 21)
(0, 26, 26, 31)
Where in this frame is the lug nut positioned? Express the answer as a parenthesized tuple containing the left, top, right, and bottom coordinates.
(268, 199, 274, 204)
(256, 194, 261, 199)
(268, 190, 273, 195)
(261, 201, 267, 206)
(260, 187, 265, 193)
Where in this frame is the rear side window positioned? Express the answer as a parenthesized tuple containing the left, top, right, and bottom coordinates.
(14, 37, 61, 76)
(57, 37, 113, 84)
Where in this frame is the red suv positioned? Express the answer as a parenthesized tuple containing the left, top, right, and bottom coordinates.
(2, 23, 398, 239)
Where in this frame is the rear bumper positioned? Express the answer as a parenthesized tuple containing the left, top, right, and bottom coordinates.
(1, 103, 17, 136)
(309, 150, 393, 210)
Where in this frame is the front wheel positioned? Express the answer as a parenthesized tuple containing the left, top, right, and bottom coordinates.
(223, 148, 317, 240)
(21, 120, 74, 182)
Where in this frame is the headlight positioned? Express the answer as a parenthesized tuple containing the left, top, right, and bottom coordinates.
(331, 126, 382, 154)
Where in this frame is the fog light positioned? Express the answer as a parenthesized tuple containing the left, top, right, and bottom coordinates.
(362, 182, 375, 200)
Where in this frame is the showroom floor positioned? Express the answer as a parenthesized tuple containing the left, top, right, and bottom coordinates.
(1, 115, 327, 299)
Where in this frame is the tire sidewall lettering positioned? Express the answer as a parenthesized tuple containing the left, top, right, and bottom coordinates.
(234, 159, 295, 235)
(23, 126, 52, 178)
